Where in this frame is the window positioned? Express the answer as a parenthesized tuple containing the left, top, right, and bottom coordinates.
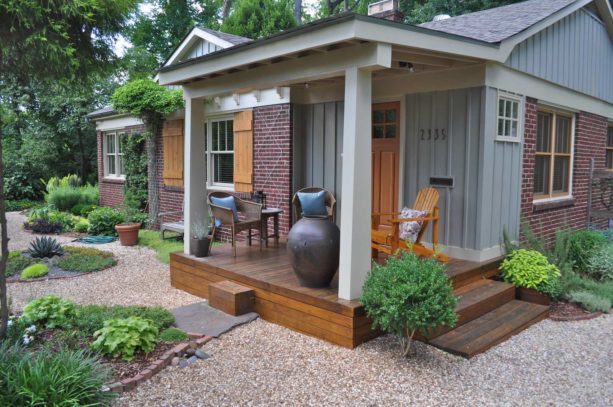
(104, 132, 125, 178)
(534, 110, 574, 200)
(606, 125, 613, 170)
(496, 94, 521, 141)
(205, 118, 234, 188)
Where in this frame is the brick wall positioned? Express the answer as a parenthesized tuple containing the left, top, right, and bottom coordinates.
(520, 97, 609, 242)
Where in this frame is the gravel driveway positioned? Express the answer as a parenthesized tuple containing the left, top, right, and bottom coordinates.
(6, 211, 200, 311)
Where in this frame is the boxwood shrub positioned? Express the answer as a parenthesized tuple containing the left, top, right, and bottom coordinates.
(87, 207, 125, 236)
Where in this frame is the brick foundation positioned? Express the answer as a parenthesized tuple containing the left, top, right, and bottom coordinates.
(520, 97, 609, 243)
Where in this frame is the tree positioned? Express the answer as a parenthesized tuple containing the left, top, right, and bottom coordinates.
(0, 0, 138, 339)
(221, 0, 297, 39)
(294, 0, 302, 24)
(110, 78, 184, 225)
(405, 0, 523, 24)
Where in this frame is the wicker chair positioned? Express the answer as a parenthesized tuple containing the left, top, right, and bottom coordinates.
(292, 187, 336, 223)
(208, 191, 262, 257)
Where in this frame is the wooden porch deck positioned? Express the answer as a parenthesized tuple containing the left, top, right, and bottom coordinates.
(169, 241, 502, 349)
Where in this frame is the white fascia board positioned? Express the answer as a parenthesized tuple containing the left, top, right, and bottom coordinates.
(183, 42, 391, 99)
(485, 62, 613, 118)
(498, 0, 594, 59)
(595, 0, 613, 41)
(95, 115, 143, 131)
(164, 27, 235, 68)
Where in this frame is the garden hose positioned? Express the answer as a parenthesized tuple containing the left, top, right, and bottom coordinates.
(74, 236, 116, 244)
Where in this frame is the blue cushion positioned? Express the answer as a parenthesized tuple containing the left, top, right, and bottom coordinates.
(210, 196, 239, 223)
(297, 191, 327, 216)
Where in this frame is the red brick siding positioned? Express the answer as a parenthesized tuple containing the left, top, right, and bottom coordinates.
(520, 97, 609, 242)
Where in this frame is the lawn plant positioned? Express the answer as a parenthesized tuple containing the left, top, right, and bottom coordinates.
(92, 316, 159, 361)
(361, 252, 457, 356)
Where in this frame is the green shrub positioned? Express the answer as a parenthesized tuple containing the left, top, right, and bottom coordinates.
(500, 249, 561, 297)
(0, 342, 115, 406)
(586, 244, 613, 281)
(75, 218, 90, 233)
(92, 316, 159, 361)
(71, 203, 98, 217)
(568, 291, 612, 313)
(21, 263, 49, 279)
(159, 327, 188, 342)
(45, 185, 99, 212)
(45, 174, 82, 190)
(6, 254, 33, 277)
(87, 207, 125, 236)
(64, 246, 114, 258)
(559, 268, 613, 310)
(565, 230, 608, 274)
(72, 304, 175, 337)
(5, 199, 39, 212)
(360, 253, 457, 356)
(22, 295, 77, 329)
(58, 254, 116, 273)
(28, 236, 64, 258)
(48, 211, 81, 232)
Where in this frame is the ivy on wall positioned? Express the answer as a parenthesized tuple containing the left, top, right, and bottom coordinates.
(121, 133, 148, 211)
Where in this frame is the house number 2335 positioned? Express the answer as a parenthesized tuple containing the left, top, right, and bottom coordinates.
(420, 128, 447, 141)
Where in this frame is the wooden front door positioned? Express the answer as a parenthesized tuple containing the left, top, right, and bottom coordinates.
(372, 102, 400, 226)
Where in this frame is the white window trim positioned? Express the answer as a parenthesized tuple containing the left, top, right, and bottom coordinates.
(533, 108, 575, 203)
(103, 131, 126, 180)
(205, 115, 234, 191)
(495, 91, 523, 143)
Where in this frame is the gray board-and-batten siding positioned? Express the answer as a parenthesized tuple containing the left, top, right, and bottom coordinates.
(505, 7, 613, 104)
(292, 86, 522, 252)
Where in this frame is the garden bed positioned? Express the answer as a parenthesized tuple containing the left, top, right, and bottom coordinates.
(549, 301, 603, 321)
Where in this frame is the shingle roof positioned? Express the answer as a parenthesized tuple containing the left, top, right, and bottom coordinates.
(86, 106, 117, 119)
(419, 0, 577, 43)
(199, 27, 252, 45)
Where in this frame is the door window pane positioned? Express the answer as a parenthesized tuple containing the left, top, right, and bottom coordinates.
(385, 125, 396, 138)
(373, 125, 384, 139)
(373, 110, 384, 124)
(385, 109, 396, 122)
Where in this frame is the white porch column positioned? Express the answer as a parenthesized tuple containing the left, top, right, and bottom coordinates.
(183, 96, 207, 255)
(338, 67, 372, 300)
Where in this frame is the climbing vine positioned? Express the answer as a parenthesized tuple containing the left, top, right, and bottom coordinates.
(121, 133, 148, 211)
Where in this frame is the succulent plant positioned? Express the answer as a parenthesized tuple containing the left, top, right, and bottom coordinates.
(28, 236, 64, 258)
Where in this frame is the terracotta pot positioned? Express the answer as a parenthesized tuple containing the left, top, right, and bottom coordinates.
(115, 223, 141, 246)
(517, 286, 551, 306)
(191, 237, 210, 258)
(287, 215, 340, 288)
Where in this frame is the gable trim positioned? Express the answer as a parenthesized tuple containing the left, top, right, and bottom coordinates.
(164, 27, 236, 68)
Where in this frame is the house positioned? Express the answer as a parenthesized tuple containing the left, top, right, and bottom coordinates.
(90, 0, 613, 353)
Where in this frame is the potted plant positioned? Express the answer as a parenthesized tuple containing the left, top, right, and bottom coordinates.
(115, 209, 146, 246)
(500, 249, 561, 306)
(191, 220, 210, 258)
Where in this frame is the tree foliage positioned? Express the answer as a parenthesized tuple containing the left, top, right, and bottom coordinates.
(221, 0, 297, 39)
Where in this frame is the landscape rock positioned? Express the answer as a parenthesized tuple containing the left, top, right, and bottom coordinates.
(178, 359, 189, 369)
(195, 349, 210, 360)
(185, 348, 196, 356)
(171, 357, 179, 366)
(187, 356, 198, 364)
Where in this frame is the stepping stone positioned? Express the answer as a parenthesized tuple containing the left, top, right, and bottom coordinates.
(171, 302, 258, 337)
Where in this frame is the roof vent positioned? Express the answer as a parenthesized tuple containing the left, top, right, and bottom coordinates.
(432, 14, 451, 22)
(368, 0, 404, 22)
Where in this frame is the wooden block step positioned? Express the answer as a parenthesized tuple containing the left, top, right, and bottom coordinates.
(209, 281, 255, 316)
(448, 258, 502, 289)
(428, 300, 549, 358)
(426, 279, 516, 340)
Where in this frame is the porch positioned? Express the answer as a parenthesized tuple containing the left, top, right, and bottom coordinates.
(168, 242, 548, 357)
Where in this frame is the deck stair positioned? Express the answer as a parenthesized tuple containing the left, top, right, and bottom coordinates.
(419, 261, 550, 358)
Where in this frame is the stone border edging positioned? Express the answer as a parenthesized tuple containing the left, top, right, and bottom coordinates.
(549, 312, 603, 322)
(105, 333, 213, 393)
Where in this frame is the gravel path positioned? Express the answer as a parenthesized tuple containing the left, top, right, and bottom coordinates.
(120, 315, 613, 406)
(6, 211, 200, 311)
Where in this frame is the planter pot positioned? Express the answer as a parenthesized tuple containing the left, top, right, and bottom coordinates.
(517, 286, 551, 306)
(287, 215, 340, 288)
(115, 223, 141, 246)
(191, 237, 210, 258)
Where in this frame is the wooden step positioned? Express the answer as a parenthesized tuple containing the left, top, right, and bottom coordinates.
(208, 280, 255, 316)
(428, 300, 549, 358)
(448, 257, 502, 289)
(425, 279, 516, 340)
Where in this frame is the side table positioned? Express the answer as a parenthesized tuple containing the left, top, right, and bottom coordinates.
(261, 208, 283, 247)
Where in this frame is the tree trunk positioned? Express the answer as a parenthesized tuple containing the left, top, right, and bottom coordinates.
(222, 0, 232, 19)
(76, 125, 88, 183)
(294, 0, 302, 24)
(145, 124, 160, 228)
(0, 115, 11, 339)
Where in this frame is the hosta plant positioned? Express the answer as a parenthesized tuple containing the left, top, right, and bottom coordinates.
(92, 316, 158, 361)
(22, 295, 77, 329)
(501, 249, 561, 296)
(360, 252, 457, 356)
(28, 236, 64, 258)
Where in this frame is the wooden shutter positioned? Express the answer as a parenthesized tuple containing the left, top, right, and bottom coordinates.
(233, 110, 253, 192)
(162, 119, 184, 187)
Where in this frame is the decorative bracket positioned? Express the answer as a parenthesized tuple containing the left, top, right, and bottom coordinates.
(232, 93, 240, 106)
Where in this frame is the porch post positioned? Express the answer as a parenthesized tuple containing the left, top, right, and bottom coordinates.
(183, 96, 207, 255)
(338, 67, 372, 300)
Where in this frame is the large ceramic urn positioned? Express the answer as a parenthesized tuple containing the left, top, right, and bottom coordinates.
(287, 215, 340, 288)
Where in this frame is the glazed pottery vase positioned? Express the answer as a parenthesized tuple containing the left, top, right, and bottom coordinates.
(287, 215, 340, 288)
(115, 223, 141, 246)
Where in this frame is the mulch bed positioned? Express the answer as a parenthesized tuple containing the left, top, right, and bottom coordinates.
(549, 301, 603, 321)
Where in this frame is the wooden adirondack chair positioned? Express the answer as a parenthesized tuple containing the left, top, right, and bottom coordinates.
(371, 187, 448, 262)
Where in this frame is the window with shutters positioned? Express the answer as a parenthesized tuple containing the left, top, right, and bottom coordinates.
(533, 109, 574, 201)
(103, 132, 125, 179)
(205, 117, 234, 189)
(606, 125, 613, 170)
